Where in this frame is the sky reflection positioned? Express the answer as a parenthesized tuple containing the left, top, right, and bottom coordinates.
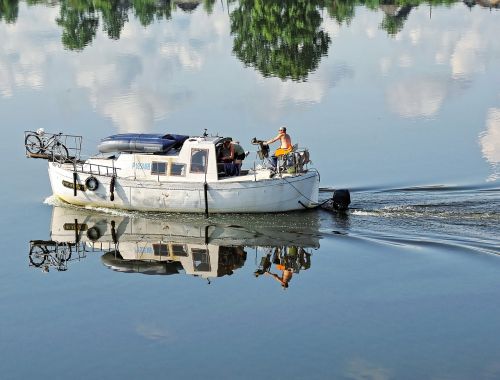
(481, 107, 500, 181)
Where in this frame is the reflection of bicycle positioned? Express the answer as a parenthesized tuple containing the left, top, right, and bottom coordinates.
(29, 241, 72, 272)
(25, 130, 69, 163)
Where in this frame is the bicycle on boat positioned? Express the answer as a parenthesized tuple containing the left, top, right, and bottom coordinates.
(24, 128, 69, 163)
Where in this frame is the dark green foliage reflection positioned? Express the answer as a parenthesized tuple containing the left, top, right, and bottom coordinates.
(56, 1, 99, 51)
(0, 0, 19, 23)
(229, 0, 330, 81)
(1, 0, 477, 78)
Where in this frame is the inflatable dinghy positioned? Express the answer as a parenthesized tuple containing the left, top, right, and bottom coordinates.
(98, 133, 189, 154)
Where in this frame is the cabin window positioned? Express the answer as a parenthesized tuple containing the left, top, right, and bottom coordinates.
(151, 162, 167, 175)
(170, 163, 185, 176)
(171, 244, 188, 257)
(192, 248, 211, 272)
(153, 243, 169, 256)
(190, 149, 208, 173)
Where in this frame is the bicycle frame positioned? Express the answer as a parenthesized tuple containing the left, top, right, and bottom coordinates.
(39, 133, 62, 151)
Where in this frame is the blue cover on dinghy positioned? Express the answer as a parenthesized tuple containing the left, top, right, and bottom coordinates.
(98, 133, 189, 153)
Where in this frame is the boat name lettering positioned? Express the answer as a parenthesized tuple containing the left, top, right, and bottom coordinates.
(63, 223, 88, 231)
(62, 180, 85, 191)
(133, 162, 151, 170)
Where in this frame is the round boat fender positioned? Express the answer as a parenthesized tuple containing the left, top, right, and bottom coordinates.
(86, 226, 102, 242)
(85, 176, 99, 191)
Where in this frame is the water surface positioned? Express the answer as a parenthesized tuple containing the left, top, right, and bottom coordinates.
(1, 1, 499, 379)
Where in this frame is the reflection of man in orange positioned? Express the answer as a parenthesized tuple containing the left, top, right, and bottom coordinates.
(262, 247, 294, 289)
(265, 266, 293, 289)
(265, 126, 292, 157)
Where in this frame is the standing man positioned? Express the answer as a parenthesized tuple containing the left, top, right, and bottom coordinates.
(220, 139, 246, 175)
(221, 139, 246, 163)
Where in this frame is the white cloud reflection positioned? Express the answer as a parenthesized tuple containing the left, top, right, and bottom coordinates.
(0, 6, 59, 97)
(69, 10, 226, 133)
(0, 4, 227, 133)
(398, 53, 412, 68)
(344, 358, 392, 380)
(249, 63, 354, 123)
(377, 9, 500, 119)
(480, 108, 500, 181)
(136, 323, 173, 342)
(450, 30, 486, 79)
(386, 78, 445, 118)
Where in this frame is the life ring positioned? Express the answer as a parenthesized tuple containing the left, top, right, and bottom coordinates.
(85, 176, 99, 191)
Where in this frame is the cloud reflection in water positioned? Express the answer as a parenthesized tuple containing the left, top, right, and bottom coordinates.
(386, 78, 445, 118)
(480, 108, 500, 181)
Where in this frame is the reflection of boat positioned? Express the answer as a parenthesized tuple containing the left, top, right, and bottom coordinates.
(26, 131, 319, 213)
(39, 205, 321, 278)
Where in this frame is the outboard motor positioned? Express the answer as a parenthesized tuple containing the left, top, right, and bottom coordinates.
(331, 189, 351, 211)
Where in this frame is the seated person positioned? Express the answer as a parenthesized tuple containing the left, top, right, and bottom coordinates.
(218, 139, 232, 163)
(220, 139, 246, 175)
(265, 126, 292, 167)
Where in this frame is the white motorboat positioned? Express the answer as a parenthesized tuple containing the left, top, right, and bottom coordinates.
(24, 130, 320, 213)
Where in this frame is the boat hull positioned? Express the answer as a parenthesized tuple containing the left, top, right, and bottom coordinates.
(48, 163, 320, 213)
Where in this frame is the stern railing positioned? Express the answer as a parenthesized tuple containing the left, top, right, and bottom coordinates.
(24, 130, 82, 164)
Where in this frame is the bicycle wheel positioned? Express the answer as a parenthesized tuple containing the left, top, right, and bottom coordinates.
(29, 245, 47, 267)
(59, 244, 72, 261)
(53, 143, 69, 163)
(25, 134, 42, 154)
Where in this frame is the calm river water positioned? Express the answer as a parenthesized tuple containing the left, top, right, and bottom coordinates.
(1, 1, 499, 379)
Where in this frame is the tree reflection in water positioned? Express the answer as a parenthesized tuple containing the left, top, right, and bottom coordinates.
(0, 0, 19, 24)
(229, 0, 331, 81)
(1, 0, 478, 72)
(56, 1, 99, 51)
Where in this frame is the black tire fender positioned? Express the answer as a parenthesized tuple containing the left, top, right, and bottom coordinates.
(86, 226, 102, 242)
(85, 176, 99, 191)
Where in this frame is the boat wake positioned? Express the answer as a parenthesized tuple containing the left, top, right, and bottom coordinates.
(351, 206, 499, 221)
(321, 185, 500, 256)
(44, 195, 139, 218)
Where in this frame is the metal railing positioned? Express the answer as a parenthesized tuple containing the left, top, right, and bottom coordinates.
(24, 130, 82, 164)
(248, 139, 311, 175)
(276, 148, 311, 175)
(248, 147, 311, 175)
(72, 161, 119, 177)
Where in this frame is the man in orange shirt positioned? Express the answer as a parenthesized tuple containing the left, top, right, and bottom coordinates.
(265, 126, 292, 157)
(265, 126, 293, 168)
